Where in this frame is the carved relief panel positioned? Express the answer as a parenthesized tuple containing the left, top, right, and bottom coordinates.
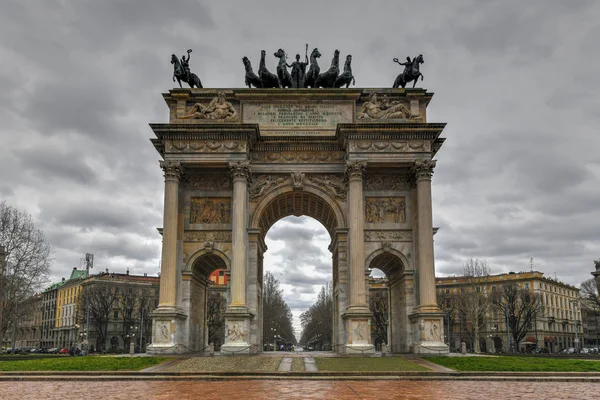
(365, 197, 406, 223)
(365, 174, 410, 191)
(306, 175, 347, 201)
(190, 197, 231, 224)
(184, 173, 232, 191)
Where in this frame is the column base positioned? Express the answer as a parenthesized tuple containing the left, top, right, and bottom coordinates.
(409, 310, 449, 355)
(342, 308, 374, 354)
(146, 307, 187, 355)
(220, 306, 254, 355)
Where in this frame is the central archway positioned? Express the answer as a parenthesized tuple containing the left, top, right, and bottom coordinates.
(248, 185, 347, 352)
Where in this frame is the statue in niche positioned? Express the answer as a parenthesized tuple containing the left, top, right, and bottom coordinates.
(288, 44, 309, 88)
(170, 49, 203, 88)
(333, 54, 355, 88)
(392, 54, 424, 88)
(358, 92, 412, 120)
(180, 92, 238, 120)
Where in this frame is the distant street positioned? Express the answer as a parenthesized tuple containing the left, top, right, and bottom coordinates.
(1, 380, 599, 399)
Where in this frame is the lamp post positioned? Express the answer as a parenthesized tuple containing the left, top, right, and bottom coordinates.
(571, 300, 579, 351)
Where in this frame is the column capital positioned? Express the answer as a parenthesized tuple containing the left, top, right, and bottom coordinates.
(412, 159, 436, 181)
(159, 160, 183, 182)
(228, 161, 251, 182)
(345, 160, 367, 181)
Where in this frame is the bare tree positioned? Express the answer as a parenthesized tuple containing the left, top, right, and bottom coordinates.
(453, 259, 490, 353)
(581, 278, 600, 309)
(0, 202, 51, 342)
(79, 282, 119, 351)
(206, 291, 226, 348)
(300, 282, 333, 349)
(492, 282, 544, 351)
(369, 294, 388, 347)
(263, 271, 296, 348)
(118, 284, 139, 349)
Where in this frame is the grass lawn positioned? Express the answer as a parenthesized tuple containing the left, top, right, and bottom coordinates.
(169, 356, 282, 372)
(291, 358, 305, 372)
(425, 356, 600, 372)
(0, 356, 168, 372)
(315, 357, 428, 372)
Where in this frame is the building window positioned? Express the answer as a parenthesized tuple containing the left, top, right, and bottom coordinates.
(445, 288, 450, 294)
(114, 310, 119, 319)
(524, 283, 530, 290)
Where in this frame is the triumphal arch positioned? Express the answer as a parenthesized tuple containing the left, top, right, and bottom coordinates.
(147, 88, 448, 354)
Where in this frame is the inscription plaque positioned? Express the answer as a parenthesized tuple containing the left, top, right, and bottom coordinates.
(242, 100, 353, 136)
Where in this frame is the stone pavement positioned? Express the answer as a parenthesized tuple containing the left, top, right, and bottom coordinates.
(1, 380, 599, 399)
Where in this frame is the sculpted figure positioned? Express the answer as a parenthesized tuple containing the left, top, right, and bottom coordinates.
(242, 56, 262, 88)
(303, 47, 321, 88)
(274, 49, 293, 88)
(392, 54, 424, 88)
(181, 92, 238, 120)
(259, 50, 280, 88)
(358, 93, 411, 119)
(315, 49, 340, 88)
(171, 49, 203, 88)
(288, 44, 309, 88)
(334, 54, 355, 88)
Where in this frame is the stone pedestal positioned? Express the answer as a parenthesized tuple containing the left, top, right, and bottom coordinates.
(409, 311, 449, 354)
(220, 308, 254, 355)
(129, 341, 135, 355)
(146, 308, 187, 355)
(343, 311, 375, 354)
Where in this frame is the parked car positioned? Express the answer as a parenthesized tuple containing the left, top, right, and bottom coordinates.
(58, 348, 69, 354)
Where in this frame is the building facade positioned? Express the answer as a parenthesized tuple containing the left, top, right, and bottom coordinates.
(436, 271, 581, 353)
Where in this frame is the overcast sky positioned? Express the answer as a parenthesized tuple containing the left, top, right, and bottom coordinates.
(1, 1, 599, 337)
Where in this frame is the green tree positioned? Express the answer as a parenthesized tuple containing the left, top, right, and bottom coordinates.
(263, 271, 296, 348)
(300, 282, 333, 350)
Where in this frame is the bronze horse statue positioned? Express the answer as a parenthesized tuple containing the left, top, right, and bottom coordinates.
(171, 54, 202, 88)
(393, 54, 424, 88)
(242, 56, 262, 88)
(303, 48, 321, 88)
(315, 49, 340, 88)
(258, 50, 280, 88)
(274, 49, 293, 88)
(334, 54, 355, 88)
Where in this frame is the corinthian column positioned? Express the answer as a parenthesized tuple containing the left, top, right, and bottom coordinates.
(345, 161, 368, 310)
(158, 160, 182, 308)
(413, 159, 438, 311)
(228, 161, 251, 308)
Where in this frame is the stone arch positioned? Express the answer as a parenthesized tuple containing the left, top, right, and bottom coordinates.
(185, 248, 231, 275)
(365, 247, 409, 277)
(250, 184, 345, 237)
(182, 249, 231, 352)
(366, 248, 412, 353)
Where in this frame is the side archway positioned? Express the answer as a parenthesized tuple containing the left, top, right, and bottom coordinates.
(181, 249, 230, 352)
(367, 248, 412, 353)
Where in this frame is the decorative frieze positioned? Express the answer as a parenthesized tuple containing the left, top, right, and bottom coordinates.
(348, 140, 430, 153)
(365, 197, 406, 223)
(183, 173, 231, 191)
(184, 231, 232, 242)
(190, 198, 232, 224)
(306, 175, 347, 201)
(165, 140, 247, 153)
(365, 175, 410, 191)
(250, 151, 345, 163)
(364, 230, 412, 241)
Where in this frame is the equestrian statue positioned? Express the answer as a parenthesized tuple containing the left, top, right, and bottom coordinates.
(315, 49, 340, 88)
(303, 47, 321, 88)
(392, 54, 424, 88)
(274, 49, 293, 88)
(334, 54, 355, 88)
(242, 56, 262, 88)
(258, 49, 280, 88)
(171, 49, 203, 88)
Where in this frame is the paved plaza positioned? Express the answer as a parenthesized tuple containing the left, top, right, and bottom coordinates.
(1, 380, 599, 400)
